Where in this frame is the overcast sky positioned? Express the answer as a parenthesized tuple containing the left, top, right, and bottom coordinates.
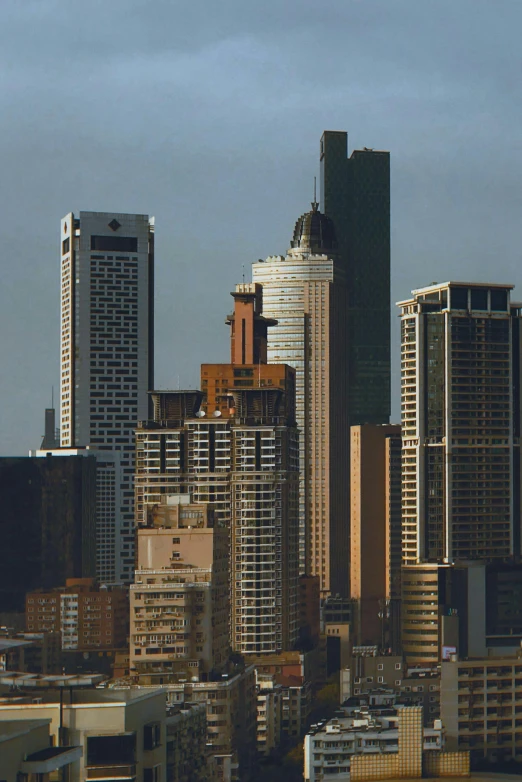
(1, 0, 522, 454)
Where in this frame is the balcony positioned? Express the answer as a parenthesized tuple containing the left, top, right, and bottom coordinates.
(87, 765, 136, 780)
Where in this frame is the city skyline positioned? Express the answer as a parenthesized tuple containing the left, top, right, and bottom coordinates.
(2, 2, 522, 455)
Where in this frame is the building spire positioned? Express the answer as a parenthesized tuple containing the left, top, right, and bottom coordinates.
(312, 176, 318, 212)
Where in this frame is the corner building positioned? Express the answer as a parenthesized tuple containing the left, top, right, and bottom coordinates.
(135, 284, 299, 655)
(60, 211, 154, 582)
(398, 282, 522, 565)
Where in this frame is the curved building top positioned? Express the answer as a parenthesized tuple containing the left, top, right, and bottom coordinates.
(290, 201, 337, 254)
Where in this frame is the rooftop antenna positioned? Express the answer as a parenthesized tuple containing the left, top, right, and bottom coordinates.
(51, 386, 54, 409)
(242, 264, 245, 283)
(312, 177, 318, 211)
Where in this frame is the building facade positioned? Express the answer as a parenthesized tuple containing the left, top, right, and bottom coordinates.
(441, 656, 522, 764)
(0, 687, 166, 782)
(252, 204, 349, 596)
(0, 456, 96, 611)
(26, 579, 128, 652)
(350, 424, 401, 646)
(320, 130, 391, 429)
(60, 211, 154, 582)
(398, 282, 521, 565)
(130, 496, 229, 683)
(33, 447, 123, 585)
(135, 285, 299, 655)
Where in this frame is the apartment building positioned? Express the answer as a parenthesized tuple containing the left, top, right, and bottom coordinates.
(441, 656, 522, 764)
(165, 702, 209, 782)
(0, 685, 166, 782)
(135, 284, 299, 655)
(115, 665, 257, 782)
(398, 282, 521, 566)
(26, 578, 128, 651)
(130, 496, 229, 683)
(304, 706, 448, 782)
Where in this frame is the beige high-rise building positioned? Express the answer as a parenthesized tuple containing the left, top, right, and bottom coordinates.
(134, 285, 299, 656)
(130, 495, 229, 683)
(350, 424, 401, 646)
(252, 203, 349, 597)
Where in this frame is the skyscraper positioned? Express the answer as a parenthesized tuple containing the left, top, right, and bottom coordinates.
(320, 130, 391, 426)
(252, 204, 349, 597)
(398, 281, 521, 565)
(135, 284, 299, 655)
(60, 211, 154, 582)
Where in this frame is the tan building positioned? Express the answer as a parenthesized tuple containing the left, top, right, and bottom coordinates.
(441, 655, 522, 765)
(135, 285, 299, 656)
(350, 424, 401, 647)
(0, 685, 167, 781)
(115, 665, 257, 782)
(304, 705, 468, 782)
(252, 206, 349, 595)
(130, 495, 229, 683)
(26, 579, 128, 651)
(0, 719, 81, 782)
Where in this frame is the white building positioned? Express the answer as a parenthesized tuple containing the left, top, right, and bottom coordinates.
(304, 709, 444, 782)
(60, 211, 154, 582)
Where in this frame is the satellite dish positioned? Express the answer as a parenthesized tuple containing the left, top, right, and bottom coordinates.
(212, 410, 222, 417)
(195, 410, 205, 418)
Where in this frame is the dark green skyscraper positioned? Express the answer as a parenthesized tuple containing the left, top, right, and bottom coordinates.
(320, 130, 391, 425)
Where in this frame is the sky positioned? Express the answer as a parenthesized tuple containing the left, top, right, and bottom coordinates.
(1, 0, 522, 454)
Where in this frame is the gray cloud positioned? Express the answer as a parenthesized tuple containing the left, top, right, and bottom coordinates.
(1, 0, 522, 452)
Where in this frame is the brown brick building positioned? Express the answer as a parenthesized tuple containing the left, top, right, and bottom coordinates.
(26, 578, 128, 651)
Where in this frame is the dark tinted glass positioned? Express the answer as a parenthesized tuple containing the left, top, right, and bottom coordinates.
(470, 288, 488, 310)
(450, 287, 468, 309)
(90, 236, 138, 252)
(86, 734, 136, 764)
(62, 237, 70, 255)
(490, 289, 508, 311)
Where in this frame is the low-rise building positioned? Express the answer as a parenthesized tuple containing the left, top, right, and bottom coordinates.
(304, 705, 468, 782)
(114, 665, 257, 782)
(0, 632, 61, 674)
(441, 655, 522, 764)
(26, 578, 128, 651)
(0, 678, 166, 781)
(0, 718, 81, 782)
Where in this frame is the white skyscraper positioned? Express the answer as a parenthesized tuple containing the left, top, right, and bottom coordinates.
(60, 211, 154, 582)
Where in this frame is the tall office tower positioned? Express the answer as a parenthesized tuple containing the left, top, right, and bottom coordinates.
(350, 424, 401, 647)
(60, 211, 154, 582)
(320, 130, 391, 426)
(130, 496, 229, 683)
(135, 284, 299, 655)
(252, 204, 349, 597)
(398, 282, 521, 565)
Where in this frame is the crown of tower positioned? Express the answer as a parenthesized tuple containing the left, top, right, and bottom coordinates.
(290, 202, 337, 253)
